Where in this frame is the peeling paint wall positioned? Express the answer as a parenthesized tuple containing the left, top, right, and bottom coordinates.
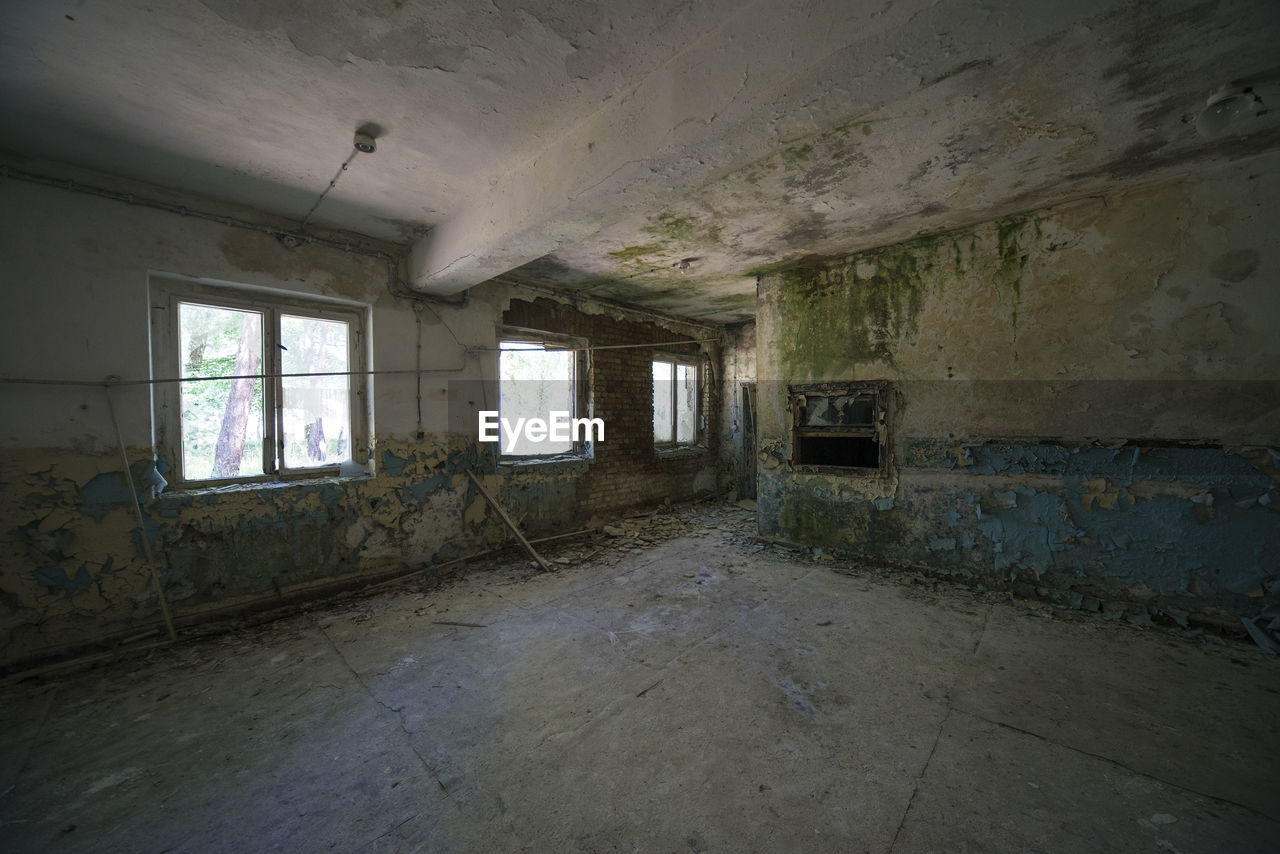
(0, 177, 520, 667)
(756, 152, 1280, 625)
(497, 297, 722, 533)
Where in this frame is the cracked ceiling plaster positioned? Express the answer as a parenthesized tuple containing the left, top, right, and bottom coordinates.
(2, 0, 1278, 323)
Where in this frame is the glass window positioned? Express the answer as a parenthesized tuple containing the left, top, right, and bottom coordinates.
(281, 314, 351, 469)
(653, 356, 700, 447)
(153, 279, 368, 485)
(652, 360, 674, 443)
(676, 363, 697, 444)
(177, 303, 265, 480)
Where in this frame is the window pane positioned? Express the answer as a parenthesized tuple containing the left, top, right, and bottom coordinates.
(803, 394, 874, 427)
(178, 303, 264, 480)
(675, 363, 697, 444)
(499, 342, 574, 455)
(281, 315, 351, 469)
(652, 360, 673, 443)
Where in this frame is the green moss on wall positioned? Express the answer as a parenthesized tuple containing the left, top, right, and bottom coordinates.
(993, 215, 1043, 330)
(767, 213, 1047, 378)
(776, 485, 909, 554)
(608, 243, 667, 264)
(772, 233, 944, 378)
(782, 143, 813, 163)
(642, 212, 700, 243)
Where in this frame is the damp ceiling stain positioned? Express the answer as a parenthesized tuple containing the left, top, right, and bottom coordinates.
(2, 0, 1279, 322)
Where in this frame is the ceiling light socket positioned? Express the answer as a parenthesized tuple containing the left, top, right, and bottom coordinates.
(353, 132, 377, 154)
(1196, 85, 1264, 138)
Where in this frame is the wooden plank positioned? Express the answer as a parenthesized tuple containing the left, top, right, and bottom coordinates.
(466, 471, 553, 572)
(105, 384, 178, 641)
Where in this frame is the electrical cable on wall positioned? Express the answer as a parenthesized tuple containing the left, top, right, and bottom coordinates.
(2, 163, 730, 340)
(0, 340, 719, 389)
(0, 163, 724, 393)
(298, 126, 378, 230)
(0, 163, 434, 312)
(298, 148, 361, 229)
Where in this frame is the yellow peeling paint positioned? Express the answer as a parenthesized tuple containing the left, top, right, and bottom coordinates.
(290, 491, 325, 514)
(465, 493, 487, 528)
(1231, 447, 1280, 488)
(51, 456, 116, 484)
(38, 510, 79, 533)
(1079, 477, 1121, 510)
(70, 588, 113, 614)
(1127, 480, 1207, 501)
(2, 437, 500, 666)
(369, 502, 402, 529)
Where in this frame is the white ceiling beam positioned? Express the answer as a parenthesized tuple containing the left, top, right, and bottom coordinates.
(406, 0, 1123, 295)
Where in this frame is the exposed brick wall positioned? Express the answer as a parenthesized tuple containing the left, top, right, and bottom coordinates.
(503, 297, 720, 518)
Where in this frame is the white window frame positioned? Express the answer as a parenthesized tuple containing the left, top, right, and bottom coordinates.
(652, 352, 703, 449)
(150, 276, 370, 487)
(497, 326, 591, 460)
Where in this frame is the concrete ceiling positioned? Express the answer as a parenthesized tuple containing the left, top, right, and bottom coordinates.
(3, 0, 1279, 323)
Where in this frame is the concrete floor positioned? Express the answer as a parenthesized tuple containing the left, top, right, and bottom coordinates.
(2, 504, 1278, 853)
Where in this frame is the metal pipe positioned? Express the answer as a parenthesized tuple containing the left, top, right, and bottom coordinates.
(0, 339, 719, 389)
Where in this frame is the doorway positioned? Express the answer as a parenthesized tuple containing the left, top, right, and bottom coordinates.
(740, 382, 757, 499)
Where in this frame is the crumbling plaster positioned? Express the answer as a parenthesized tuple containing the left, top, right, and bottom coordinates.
(755, 152, 1280, 625)
(429, 0, 1280, 318)
(0, 177, 517, 666)
(0, 172, 732, 668)
(4, 1, 1278, 322)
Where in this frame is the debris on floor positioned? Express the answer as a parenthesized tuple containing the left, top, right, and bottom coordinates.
(3, 497, 1278, 854)
(3, 499, 1260, 687)
(1241, 605, 1280, 655)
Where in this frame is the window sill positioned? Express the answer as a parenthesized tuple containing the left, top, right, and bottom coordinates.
(790, 463, 887, 477)
(499, 455, 592, 474)
(654, 445, 708, 460)
(157, 470, 372, 499)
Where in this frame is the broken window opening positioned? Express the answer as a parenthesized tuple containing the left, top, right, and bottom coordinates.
(790, 381, 889, 473)
(497, 328, 590, 459)
(795, 434, 880, 468)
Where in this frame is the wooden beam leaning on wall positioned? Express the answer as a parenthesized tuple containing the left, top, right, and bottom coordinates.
(465, 471, 553, 573)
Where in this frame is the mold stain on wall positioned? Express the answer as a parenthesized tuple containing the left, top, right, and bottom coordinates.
(755, 160, 1280, 627)
(765, 211, 1048, 383)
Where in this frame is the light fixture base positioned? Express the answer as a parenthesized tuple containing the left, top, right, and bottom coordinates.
(1196, 85, 1266, 139)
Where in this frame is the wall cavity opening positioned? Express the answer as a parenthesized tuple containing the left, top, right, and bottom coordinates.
(789, 381, 889, 474)
(795, 434, 880, 467)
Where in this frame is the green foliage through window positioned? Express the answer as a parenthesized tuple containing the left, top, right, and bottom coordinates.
(179, 303, 265, 480)
(169, 293, 361, 483)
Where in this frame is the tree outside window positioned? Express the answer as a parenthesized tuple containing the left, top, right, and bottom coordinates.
(153, 279, 367, 485)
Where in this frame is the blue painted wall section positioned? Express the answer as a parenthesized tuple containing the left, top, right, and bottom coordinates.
(755, 175, 1280, 626)
(0, 438, 509, 665)
(761, 442, 1280, 623)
